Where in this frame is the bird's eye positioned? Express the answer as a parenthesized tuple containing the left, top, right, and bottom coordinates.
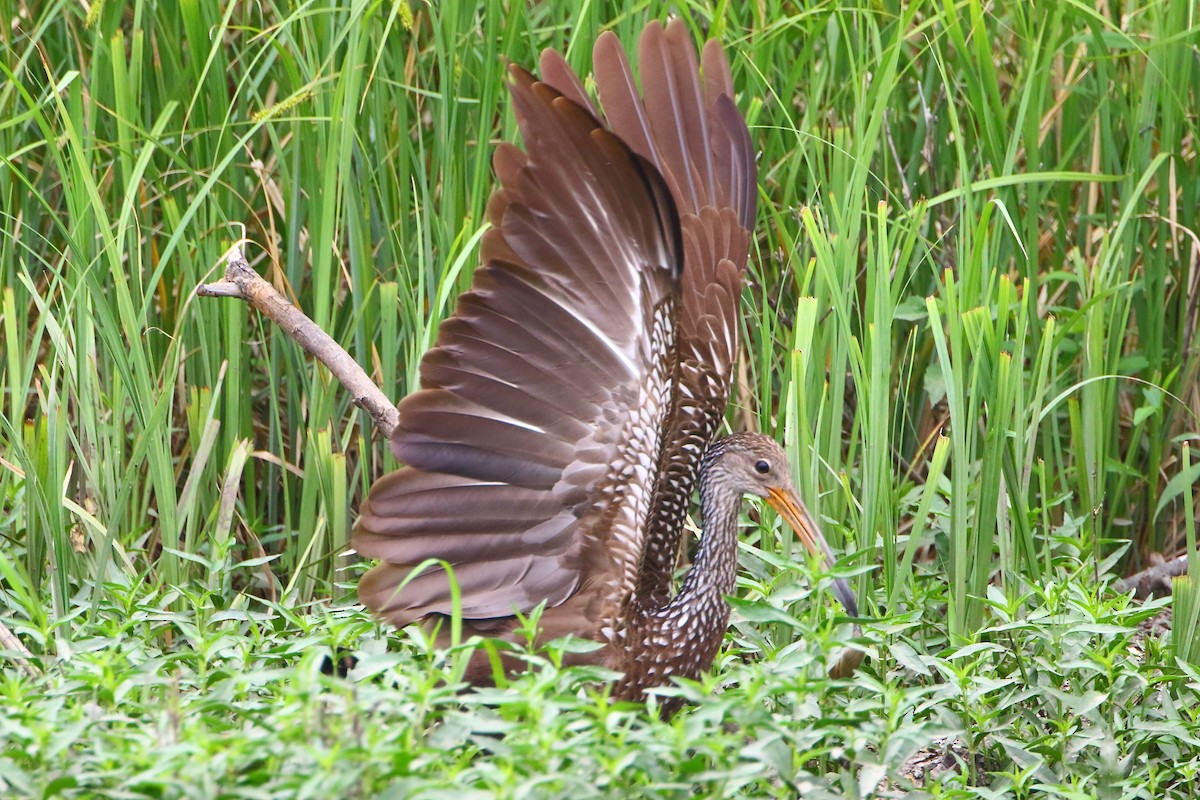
(754, 460, 770, 474)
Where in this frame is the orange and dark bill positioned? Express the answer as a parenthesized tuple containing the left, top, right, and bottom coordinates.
(765, 487, 858, 618)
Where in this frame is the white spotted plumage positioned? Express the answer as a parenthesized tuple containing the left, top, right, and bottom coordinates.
(353, 20, 772, 715)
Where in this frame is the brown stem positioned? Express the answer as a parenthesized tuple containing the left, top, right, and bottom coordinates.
(1117, 553, 1188, 600)
(197, 246, 399, 437)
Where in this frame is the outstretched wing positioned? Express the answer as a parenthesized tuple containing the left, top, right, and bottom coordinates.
(543, 20, 757, 607)
(354, 65, 683, 627)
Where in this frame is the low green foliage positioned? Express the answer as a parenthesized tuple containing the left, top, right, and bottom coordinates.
(3, 0, 1200, 795)
(2, 556, 1197, 797)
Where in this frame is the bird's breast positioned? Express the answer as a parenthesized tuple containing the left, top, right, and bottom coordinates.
(609, 589, 732, 700)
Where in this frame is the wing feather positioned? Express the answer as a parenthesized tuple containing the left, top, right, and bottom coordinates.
(586, 20, 757, 607)
(357, 21, 756, 633)
(354, 64, 682, 628)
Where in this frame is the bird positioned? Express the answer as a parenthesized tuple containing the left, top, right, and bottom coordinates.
(352, 19, 858, 709)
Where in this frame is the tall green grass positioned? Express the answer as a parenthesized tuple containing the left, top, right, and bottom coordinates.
(3, 0, 1199, 640)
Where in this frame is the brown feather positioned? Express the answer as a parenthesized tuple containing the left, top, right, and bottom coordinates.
(587, 20, 757, 608)
(355, 59, 683, 631)
(355, 22, 778, 704)
(538, 49, 596, 116)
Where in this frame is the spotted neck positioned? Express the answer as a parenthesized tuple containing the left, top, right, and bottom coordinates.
(669, 453, 743, 609)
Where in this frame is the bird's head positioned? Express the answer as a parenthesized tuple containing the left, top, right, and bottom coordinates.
(705, 432, 858, 618)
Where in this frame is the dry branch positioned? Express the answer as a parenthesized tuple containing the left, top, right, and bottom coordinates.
(1117, 553, 1188, 599)
(198, 246, 399, 437)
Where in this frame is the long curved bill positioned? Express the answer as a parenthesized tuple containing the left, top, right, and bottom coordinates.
(765, 487, 858, 618)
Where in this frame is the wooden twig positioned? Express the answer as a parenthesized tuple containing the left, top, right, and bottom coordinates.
(198, 245, 400, 437)
(0, 617, 39, 677)
(1117, 553, 1188, 600)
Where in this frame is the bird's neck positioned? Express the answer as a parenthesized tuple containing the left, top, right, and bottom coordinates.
(677, 471, 742, 601)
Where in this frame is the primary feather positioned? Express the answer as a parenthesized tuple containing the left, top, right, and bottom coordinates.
(355, 20, 760, 695)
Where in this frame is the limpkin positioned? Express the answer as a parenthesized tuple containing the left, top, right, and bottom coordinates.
(353, 20, 858, 705)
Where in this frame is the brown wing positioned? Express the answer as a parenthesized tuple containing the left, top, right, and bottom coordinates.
(579, 20, 757, 606)
(354, 65, 683, 628)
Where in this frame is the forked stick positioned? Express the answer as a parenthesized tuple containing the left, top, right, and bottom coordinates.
(197, 245, 399, 437)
